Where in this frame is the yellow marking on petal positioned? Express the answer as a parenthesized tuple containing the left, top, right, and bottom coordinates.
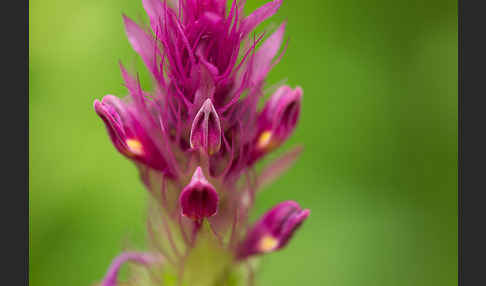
(126, 138, 144, 156)
(257, 131, 273, 150)
(258, 235, 279, 253)
(241, 192, 250, 208)
(208, 146, 217, 156)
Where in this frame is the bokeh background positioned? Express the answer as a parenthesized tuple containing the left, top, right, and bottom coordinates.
(29, 0, 457, 285)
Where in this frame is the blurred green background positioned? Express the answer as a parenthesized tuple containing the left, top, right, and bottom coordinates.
(29, 0, 457, 285)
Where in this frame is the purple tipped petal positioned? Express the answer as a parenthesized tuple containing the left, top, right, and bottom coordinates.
(179, 167, 219, 220)
(237, 201, 309, 260)
(190, 99, 222, 155)
(274, 87, 302, 138)
(100, 252, 160, 286)
(279, 207, 310, 247)
(250, 22, 286, 85)
(263, 86, 303, 135)
(94, 96, 127, 153)
(94, 96, 171, 174)
(183, 0, 226, 24)
(123, 15, 159, 79)
(249, 86, 303, 164)
(240, 0, 283, 37)
(142, 0, 165, 29)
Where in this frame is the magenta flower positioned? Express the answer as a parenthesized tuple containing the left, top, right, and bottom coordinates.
(249, 85, 302, 164)
(236, 201, 310, 260)
(94, 0, 309, 285)
(94, 95, 172, 174)
(179, 167, 219, 220)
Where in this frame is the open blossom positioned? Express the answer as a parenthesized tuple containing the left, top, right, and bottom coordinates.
(93, 0, 309, 285)
(179, 167, 219, 220)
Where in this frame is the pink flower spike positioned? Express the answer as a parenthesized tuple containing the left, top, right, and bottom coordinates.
(179, 167, 219, 220)
(190, 98, 222, 155)
(93, 0, 311, 280)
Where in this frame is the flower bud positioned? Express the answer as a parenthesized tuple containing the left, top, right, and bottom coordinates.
(250, 86, 302, 163)
(237, 201, 309, 259)
(94, 95, 169, 173)
(179, 167, 219, 220)
(190, 98, 222, 155)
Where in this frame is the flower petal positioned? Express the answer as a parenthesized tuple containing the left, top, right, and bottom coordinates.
(190, 99, 222, 155)
(236, 201, 309, 259)
(123, 15, 159, 79)
(142, 0, 165, 30)
(249, 86, 303, 164)
(100, 252, 160, 286)
(250, 22, 286, 85)
(179, 167, 219, 220)
(240, 0, 283, 37)
(94, 95, 172, 174)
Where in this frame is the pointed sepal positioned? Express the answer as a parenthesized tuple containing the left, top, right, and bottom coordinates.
(190, 99, 222, 155)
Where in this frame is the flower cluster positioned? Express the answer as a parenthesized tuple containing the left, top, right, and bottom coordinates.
(93, 0, 309, 285)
